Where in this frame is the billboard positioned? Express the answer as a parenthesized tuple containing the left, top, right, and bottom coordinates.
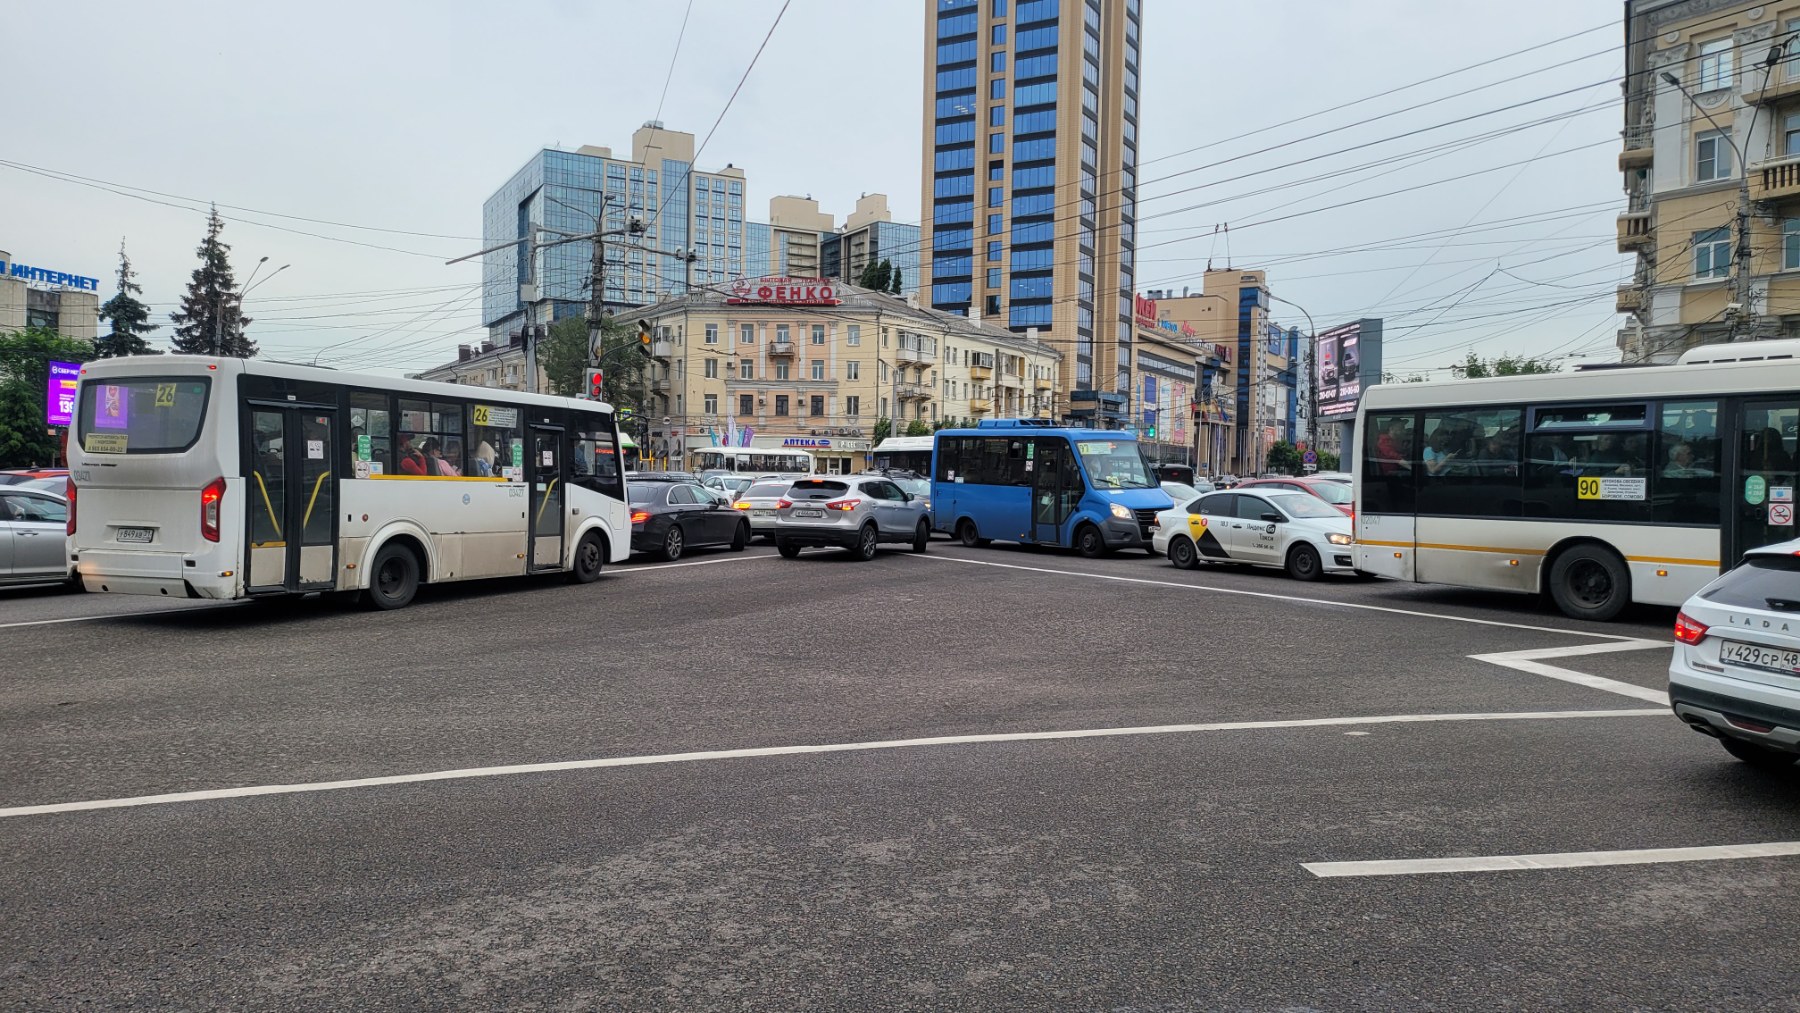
(46, 360, 80, 427)
(1316, 318, 1383, 419)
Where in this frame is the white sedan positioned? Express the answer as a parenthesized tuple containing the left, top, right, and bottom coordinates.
(1151, 488, 1355, 581)
(1669, 538, 1800, 770)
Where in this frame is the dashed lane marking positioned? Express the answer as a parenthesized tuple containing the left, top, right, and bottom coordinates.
(1304, 841, 1800, 878)
(0, 707, 1664, 819)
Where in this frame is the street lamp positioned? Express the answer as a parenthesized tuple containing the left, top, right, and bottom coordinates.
(1267, 292, 1318, 454)
(215, 256, 288, 356)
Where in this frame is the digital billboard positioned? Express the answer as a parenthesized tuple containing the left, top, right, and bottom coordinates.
(46, 360, 80, 427)
(1316, 318, 1382, 419)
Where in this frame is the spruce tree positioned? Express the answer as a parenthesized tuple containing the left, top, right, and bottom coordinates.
(889, 264, 903, 294)
(95, 240, 161, 357)
(169, 207, 256, 357)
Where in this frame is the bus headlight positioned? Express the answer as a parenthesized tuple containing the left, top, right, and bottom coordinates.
(1327, 532, 1352, 546)
(1110, 503, 1132, 520)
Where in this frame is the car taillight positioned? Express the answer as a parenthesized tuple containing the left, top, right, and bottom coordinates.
(630, 510, 650, 524)
(776, 498, 793, 509)
(66, 478, 77, 535)
(733, 501, 751, 510)
(200, 476, 225, 542)
(1674, 612, 1709, 645)
(825, 498, 861, 511)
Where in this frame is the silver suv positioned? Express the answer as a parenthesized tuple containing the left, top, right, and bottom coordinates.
(774, 476, 931, 561)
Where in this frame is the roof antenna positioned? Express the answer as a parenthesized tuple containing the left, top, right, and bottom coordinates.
(1223, 223, 1232, 271)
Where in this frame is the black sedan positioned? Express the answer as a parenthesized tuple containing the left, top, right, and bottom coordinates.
(627, 476, 751, 561)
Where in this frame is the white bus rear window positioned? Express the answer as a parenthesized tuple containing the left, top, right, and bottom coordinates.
(78, 378, 211, 454)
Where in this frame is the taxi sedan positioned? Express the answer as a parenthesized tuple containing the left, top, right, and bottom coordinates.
(1150, 489, 1354, 581)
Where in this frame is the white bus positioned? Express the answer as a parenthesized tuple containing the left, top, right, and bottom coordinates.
(66, 355, 630, 609)
(871, 435, 934, 474)
(688, 446, 814, 474)
(1354, 341, 1800, 621)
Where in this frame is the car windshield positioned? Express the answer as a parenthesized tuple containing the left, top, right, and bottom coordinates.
(1307, 481, 1353, 504)
(1268, 492, 1343, 520)
(1076, 440, 1156, 489)
(892, 476, 929, 497)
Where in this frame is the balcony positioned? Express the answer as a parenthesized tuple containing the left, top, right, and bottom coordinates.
(1034, 375, 1054, 391)
(896, 382, 934, 401)
(768, 339, 796, 356)
(1617, 123, 1653, 172)
(1616, 285, 1645, 313)
(968, 353, 995, 381)
(968, 397, 993, 414)
(649, 376, 672, 394)
(896, 341, 937, 366)
(997, 369, 1025, 389)
(1616, 211, 1652, 253)
(650, 339, 674, 360)
(1747, 67, 1800, 106)
(1752, 154, 1800, 204)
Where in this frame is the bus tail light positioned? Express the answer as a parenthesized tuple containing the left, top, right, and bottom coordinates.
(1674, 612, 1709, 645)
(825, 498, 861, 511)
(200, 477, 226, 542)
(66, 478, 77, 535)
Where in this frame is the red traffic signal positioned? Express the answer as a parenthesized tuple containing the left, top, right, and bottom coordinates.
(585, 368, 604, 399)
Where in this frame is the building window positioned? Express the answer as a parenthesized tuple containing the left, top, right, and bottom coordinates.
(846, 395, 861, 417)
(988, 185, 1004, 207)
(705, 358, 719, 378)
(991, 51, 1006, 73)
(989, 104, 1005, 127)
(1698, 38, 1734, 93)
(1694, 228, 1731, 279)
(810, 395, 825, 417)
(775, 395, 789, 416)
(776, 324, 790, 344)
(741, 323, 755, 344)
(1696, 130, 1733, 182)
(811, 359, 826, 380)
(990, 77, 1006, 99)
(740, 359, 754, 379)
(991, 23, 1006, 44)
(776, 361, 791, 380)
(989, 133, 1004, 154)
(811, 324, 826, 344)
(1785, 110, 1800, 157)
(704, 394, 718, 414)
(847, 360, 861, 379)
(704, 323, 718, 344)
(739, 394, 754, 416)
(987, 267, 1001, 287)
(1785, 219, 1800, 270)
(988, 240, 1002, 261)
(848, 324, 861, 345)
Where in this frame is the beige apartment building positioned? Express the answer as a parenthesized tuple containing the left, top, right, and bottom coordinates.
(1618, 0, 1800, 360)
(633, 278, 1060, 472)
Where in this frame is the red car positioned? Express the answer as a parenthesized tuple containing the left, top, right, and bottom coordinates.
(0, 468, 68, 487)
(1235, 476, 1353, 515)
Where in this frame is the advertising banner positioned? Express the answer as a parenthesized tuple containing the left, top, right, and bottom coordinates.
(46, 360, 80, 427)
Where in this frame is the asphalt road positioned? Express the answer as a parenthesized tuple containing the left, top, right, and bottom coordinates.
(3, 540, 1797, 1010)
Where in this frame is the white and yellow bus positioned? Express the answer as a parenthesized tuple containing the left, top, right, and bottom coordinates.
(1354, 341, 1800, 621)
(67, 355, 630, 609)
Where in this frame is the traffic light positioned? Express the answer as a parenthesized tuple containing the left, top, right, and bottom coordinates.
(636, 319, 653, 358)
(585, 368, 605, 400)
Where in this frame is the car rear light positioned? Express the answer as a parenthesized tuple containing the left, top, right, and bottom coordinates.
(733, 501, 751, 510)
(66, 478, 77, 535)
(630, 510, 650, 524)
(1674, 611, 1709, 645)
(200, 476, 226, 543)
(777, 498, 793, 509)
(825, 498, 861, 511)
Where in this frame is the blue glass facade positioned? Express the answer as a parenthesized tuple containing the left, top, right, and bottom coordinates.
(928, 0, 981, 317)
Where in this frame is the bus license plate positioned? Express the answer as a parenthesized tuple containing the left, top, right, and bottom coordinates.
(1720, 640, 1800, 675)
(793, 509, 824, 519)
(116, 527, 154, 544)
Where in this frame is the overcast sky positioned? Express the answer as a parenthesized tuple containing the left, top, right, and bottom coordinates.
(7, 0, 1626, 378)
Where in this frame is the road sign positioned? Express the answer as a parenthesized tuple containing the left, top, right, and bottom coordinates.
(1302, 464, 1317, 474)
(1771, 503, 1794, 527)
(1302, 450, 1318, 465)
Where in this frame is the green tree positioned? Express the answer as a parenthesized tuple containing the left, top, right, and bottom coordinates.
(904, 418, 931, 437)
(541, 315, 592, 397)
(95, 240, 161, 358)
(0, 327, 95, 468)
(889, 264, 903, 294)
(1265, 440, 1302, 474)
(872, 417, 893, 444)
(1317, 450, 1340, 471)
(169, 207, 255, 357)
(1453, 351, 1558, 378)
(858, 258, 893, 293)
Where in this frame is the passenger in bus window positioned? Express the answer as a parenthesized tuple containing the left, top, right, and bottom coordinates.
(397, 433, 428, 475)
(1423, 431, 1456, 476)
(1663, 443, 1715, 479)
(1477, 435, 1518, 477)
(422, 438, 459, 476)
(472, 441, 497, 476)
(1376, 419, 1412, 474)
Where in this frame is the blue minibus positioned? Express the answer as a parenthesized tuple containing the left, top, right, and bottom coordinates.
(931, 419, 1174, 557)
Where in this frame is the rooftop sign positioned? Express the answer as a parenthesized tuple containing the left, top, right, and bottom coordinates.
(0, 257, 99, 291)
(726, 276, 840, 306)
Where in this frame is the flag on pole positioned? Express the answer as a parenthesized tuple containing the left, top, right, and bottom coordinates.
(726, 419, 737, 448)
(741, 426, 755, 447)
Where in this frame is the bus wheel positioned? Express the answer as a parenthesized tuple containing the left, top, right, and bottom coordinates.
(1169, 537, 1197, 570)
(1074, 523, 1105, 559)
(568, 531, 604, 584)
(1549, 544, 1629, 622)
(958, 519, 982, 548)
(364, 543, 420, 611)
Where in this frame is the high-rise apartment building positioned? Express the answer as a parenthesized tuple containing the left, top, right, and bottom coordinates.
(480, 123, 748, 342)
(921, 0, 1143, 414)
(744, 194, 923, 297)
(1616, 1, 1800, 361)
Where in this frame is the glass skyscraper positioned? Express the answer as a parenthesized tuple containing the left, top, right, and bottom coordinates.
(922, 0, 1142, 412)
(480, 124, 749, 341)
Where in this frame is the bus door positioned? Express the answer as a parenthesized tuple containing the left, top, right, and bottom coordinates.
(528, 424, 566, 570)
(244, 403, 339, 593)
(1730, 398, 1800, 563)
(1032, 438, 1078, 544)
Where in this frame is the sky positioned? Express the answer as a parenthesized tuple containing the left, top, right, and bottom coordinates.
(6, 0, 1629, 379)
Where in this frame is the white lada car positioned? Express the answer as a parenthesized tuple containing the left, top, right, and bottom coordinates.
(1151, 488, 1355, 581)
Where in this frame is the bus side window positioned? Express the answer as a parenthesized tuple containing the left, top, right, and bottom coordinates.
(1362, 413, 1417, 513)
(349, 392, 392, 474)
(1654, 401, 1719, 525)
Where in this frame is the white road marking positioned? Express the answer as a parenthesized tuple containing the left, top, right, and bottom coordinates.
(617, 553, 772, 573)
(0, 603, 244, 630)
(915, 554, 1650, 640)
(1304, 841, 1800, 878)
(0, 708, 1664, 819)
(1470, 641, 1670, 704)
